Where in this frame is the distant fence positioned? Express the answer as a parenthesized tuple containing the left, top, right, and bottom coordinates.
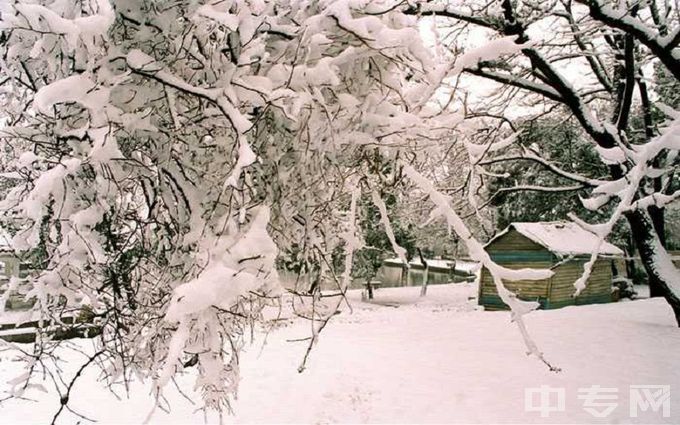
(277, 258, 479, 291)
(377, 258, 478, 288)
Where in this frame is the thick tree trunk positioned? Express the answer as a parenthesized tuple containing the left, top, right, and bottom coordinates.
(648, 205, 666, 247)
(647, 205, 667, 297)
(625, 210, 680, 326)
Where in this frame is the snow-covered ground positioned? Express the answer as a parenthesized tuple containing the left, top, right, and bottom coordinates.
(1, 282, 678, 424)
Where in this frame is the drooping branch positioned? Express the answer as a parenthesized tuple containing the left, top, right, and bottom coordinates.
(402, 163, 560, 372)
(124, 51, 251, 135)
(478, 152, 608, 187)
(475, 183, 589, 212)
(492, 183, 587, 194)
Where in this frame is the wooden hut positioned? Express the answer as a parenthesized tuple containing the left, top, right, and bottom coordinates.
(478, 222, 623, 310)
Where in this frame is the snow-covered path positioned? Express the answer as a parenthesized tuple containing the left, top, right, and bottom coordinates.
(1, 283, 678, 424)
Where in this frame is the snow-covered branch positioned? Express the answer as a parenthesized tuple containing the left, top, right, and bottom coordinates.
(478, 151, 607, 187)
(573, 112, 680, 302)
(402, 163, 559, 371)
(576, 0, 680, 81)
(465, 67, 564, 102)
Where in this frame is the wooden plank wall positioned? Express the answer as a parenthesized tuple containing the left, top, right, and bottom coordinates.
(479, 229, 614, 310)
(548, 259, 612, 307)
(480, 230, 550, 309)
(481, 262, 551, 300)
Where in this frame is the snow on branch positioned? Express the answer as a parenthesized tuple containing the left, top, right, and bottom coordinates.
(157, 205, 280, 395)
(572, 110, 680, 298)
(478, 150, 608, 187)
(401, 163, 559, 371)
(4, 0, 114, 54)
(487, 184, 587, 203)
(371, 190, 409, 266)
(413, 35, 533, 109)
(576, 0, 680, 81)
(453, 36, 533, 76)
(32, 74, 116, 126)
(125, 49, 256, 187)
(629, 190, 680, 211)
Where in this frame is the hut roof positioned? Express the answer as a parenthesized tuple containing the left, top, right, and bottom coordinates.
(487, 222, 623, 257)
(0, 227, 14, 253)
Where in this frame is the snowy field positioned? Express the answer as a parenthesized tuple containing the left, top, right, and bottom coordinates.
(1, 282, 678, 424)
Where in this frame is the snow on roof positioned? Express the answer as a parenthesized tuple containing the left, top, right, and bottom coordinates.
(0, 227, 13, 253)
(488, 221, 624, 257)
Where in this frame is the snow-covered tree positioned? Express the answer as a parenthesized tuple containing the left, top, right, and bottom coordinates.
(0, 0, 462, 417)
(406, 0, 680, 324)
(8, 0, 679, 419)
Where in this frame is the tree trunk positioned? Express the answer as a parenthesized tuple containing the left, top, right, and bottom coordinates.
(418, 248, 429, 297)
(647, 205, 667, 298)
(638, 63, 668, 298)
(625, 210, 680, 326)
(399, 263, 408, 287)
(366, 277, 374, 300)
(624, 234, 638, 284)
